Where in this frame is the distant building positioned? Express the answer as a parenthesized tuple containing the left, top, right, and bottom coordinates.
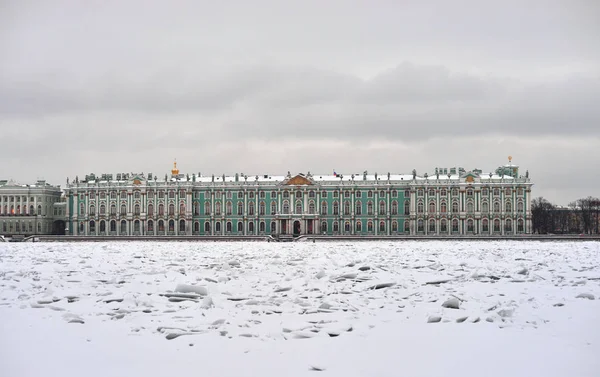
(63, 157, 533, 236)
(0, 179, 65, 236)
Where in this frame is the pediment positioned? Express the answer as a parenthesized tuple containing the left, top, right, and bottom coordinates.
(283, 174, 314, 186)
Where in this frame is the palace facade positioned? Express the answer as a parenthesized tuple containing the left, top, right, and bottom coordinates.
(0, 179, 65, 236)
(63, 158, 533, 237)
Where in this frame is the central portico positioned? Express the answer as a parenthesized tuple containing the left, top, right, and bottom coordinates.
(276, 173, 319, 236)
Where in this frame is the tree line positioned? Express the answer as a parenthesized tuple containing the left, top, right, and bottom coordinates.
(531, 196, 600, 234)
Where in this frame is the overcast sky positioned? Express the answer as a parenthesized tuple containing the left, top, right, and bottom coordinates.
(1, 0, 598, 204)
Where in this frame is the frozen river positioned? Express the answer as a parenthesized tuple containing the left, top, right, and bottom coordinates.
(1, 241, 599, 377)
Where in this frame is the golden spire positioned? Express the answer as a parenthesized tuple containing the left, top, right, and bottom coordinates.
(171, 159, 179, 175)
(508, 155, 512, 163)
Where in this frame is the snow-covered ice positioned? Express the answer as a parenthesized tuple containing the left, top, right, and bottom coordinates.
(1, 241, 599, 377)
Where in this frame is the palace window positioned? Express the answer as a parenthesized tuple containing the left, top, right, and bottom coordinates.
(428, 189, 435, 197)
(237, 221, 243, 233)
(309, 190, 315, 198)
(321, 191, 327, 198)
(356, 221, 362, 232)
(158, 191, 165, 199)
(482, 219, 489, 232)
(248, 202, 255, 216)
(466, 189, 473, 198)
(452, 219, 459, 232)
(379, 221, 385, 232)
(89, 220, 96, 233)
(321, 221, 327, 233)
(493, 202, 500, 213)
(283, 191, 290, 199)
(417, 219, 423, 232)
(259, 202, 266, 215)
(159, 220, 165, 232)
(505, 201, 512, 213)
(380, 190, 386, 197)
(110, 204, 116, 215)
(321, 201, 327, 215)
(517, 188, 524, 196)
(440, 201, 447, 213)
(517, 219, 524, 233)
(270, 221, 276, 233)
(148, 191, 154, 199)
(271, 202, 277, 215)
(493, 188, 500, 196)
(80, 203, 85, 215)
(295, 201, 302, 214)
(452, 201, 459, 213)
(441, 219, 447, 232)
(110, 191, 117, 199)
(417, 202, 424, 213)
(493, 219, 500, 232)
(355, 201, 362, 215)
(333, 191, 339, 198)
(148, 220, 154, 232)
(392, 221, 398, 232)
(344, 221, 351, 232)
(100, 204, 106, 215)
(482, 188, 489, 196)
(226, 221, 232, 233)
(179, 202, 186, 214)
(505, 219, 512, 232)
(110, 220, 117, 232)
(391, 201, 398, 215)
(169, 191, 175, 199)
(417, 189, 424, 197)
(283, 201, 290, 214)
(452, 189, 459, 197)
(309, 201, 315, 214)
(467, 219, 474, 232)
(404, 190, 410, 197)
(429, 201, 436, 213)
(482, 202, 489, 213)
(226, 202, 232, 216)
(238, 191, 244, 198)
(134, 191, 140, 199)
(517, 201, 524, 212)
(238, 202, 243, 216)
(204, 221, 210, 233)
(260, 221, 265, 233)
(404, 201, 410, 215)
(505, 188, 512, 196)
(368, 191, 373, 198)
(134, 204, 140, 216)
(356, 190, 362, 198)
(204, 201, 211, 216)
(100, 192, 106, 199)
(333, 221, 339, 233)
(391, 190, 397, 197)
(344, 201, 351, 215)
(215, 221, 221, 233)
(429, 219, 435, 232)
(90, 205, 96, 216)
(215, 202, 221, 216)
(169, 203, 175, 216)
(467, 202, 474, 213)
(248, 221, 254, 233)
(296, 191, 302, 199)
(368, 201, 374, 215)
(193, 202, 199, 216)
(440, 189, 447, 197)
(194, 221, 200, 233)
(333, 201, 339, 215)
(404, 220, 410, 233)
(344, 191, 350, 198)
(271, 191, 277, 198)
(379, 201, 386, 215)
(249, 191, 255, 199)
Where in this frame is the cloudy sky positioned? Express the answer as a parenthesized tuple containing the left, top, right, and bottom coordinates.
(1, 0, 598, 204)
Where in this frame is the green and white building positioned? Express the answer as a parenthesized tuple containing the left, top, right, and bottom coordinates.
(64, 158, 533, 237)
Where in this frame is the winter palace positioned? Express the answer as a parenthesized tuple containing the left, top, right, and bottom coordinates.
(49, 157, 532, 237)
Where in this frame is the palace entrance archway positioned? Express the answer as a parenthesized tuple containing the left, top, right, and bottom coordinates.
(293, 220, 301, 236)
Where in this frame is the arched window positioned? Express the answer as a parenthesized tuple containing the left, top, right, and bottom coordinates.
(505, 201, 512, 212)
(179, 220, 186, 232)
(148, 220, 154, 232)
(134, 204, 140, 215)
(417, 202, 424, 213)
(90, 205, 96, 216)
(321, 221, 327, 233)
(517, 201, 524, 212)
(368, 221, 374, 232)
(309, 201, 315, 214)
(204, 221, 211, 232)
(168, 220, 175, 232)
(134, 191, 140, 199)
(356, 221, 362, 232)
(517, 219, 524, 233)
(355, 201, 362, 215)
(494, 202, 500, 213)
(392, 221, 398, 232)
(178, 203, 186, 214)
(493, 219, 500, 232)
(404, 220, 410, 233)
(260, 221, 265, 233)
(100, 220, 106, 232)
(248, 221, 254, 233)
(505, 219, 512, 232)
(38, 204, 42, 215)
(379, 221, 385, 232)
(120, 204, 127, 215)
(391, 201, 398, 215)
(344, 221, 351, 232)
(344, 201, 351, 215)
(440, 201, 447, 213)
(482, 202, 489, 213)
(429, 201, 435, 213)
(248, 202, 254, 216)
(452, 218, 459, 232)
(333, 221, 339, 233)
(452, 201, 459, 213)
(271, 202, 277, 215)
(110, 220, 116, 232)
(333, 201, 339, 215)
(237, 202, 243, 215)
(110, 204, 116, 215)
(215, 221, 221, 232)
(259, 202, 266, 215)
(367, 201, 374, 215)
(89, 220, 96, 233)
(295, 201, 302, 214)
(429, 219, 435, 232)
(467, 219, 474, 232)
(193, 202, 199, 215)
(441, 218, 447, 232)
(467, 202, 474, 213)
(404, 201, 410, 215)
(134, 220, 140, 232)
(79, 203, 85, 215)
(194, 221, 200, 233)
(417, 219, 424, 232)
(236, 221, 242, 233)
(168, 203, 175, 216)
(204, 201, 211, 215)
(321, 201, 327, 215)
(482, 218, 489, 232)
(158, 219, 165, 232)
(270, 221, 276, 233)
(215, 202, 221, 216)
(147, 204, 154, 216)
(379, 201, 386, 215)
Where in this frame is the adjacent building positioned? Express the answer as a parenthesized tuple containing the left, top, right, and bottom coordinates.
(0, 179, 65, 237)
(63, 158, 533, 237)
